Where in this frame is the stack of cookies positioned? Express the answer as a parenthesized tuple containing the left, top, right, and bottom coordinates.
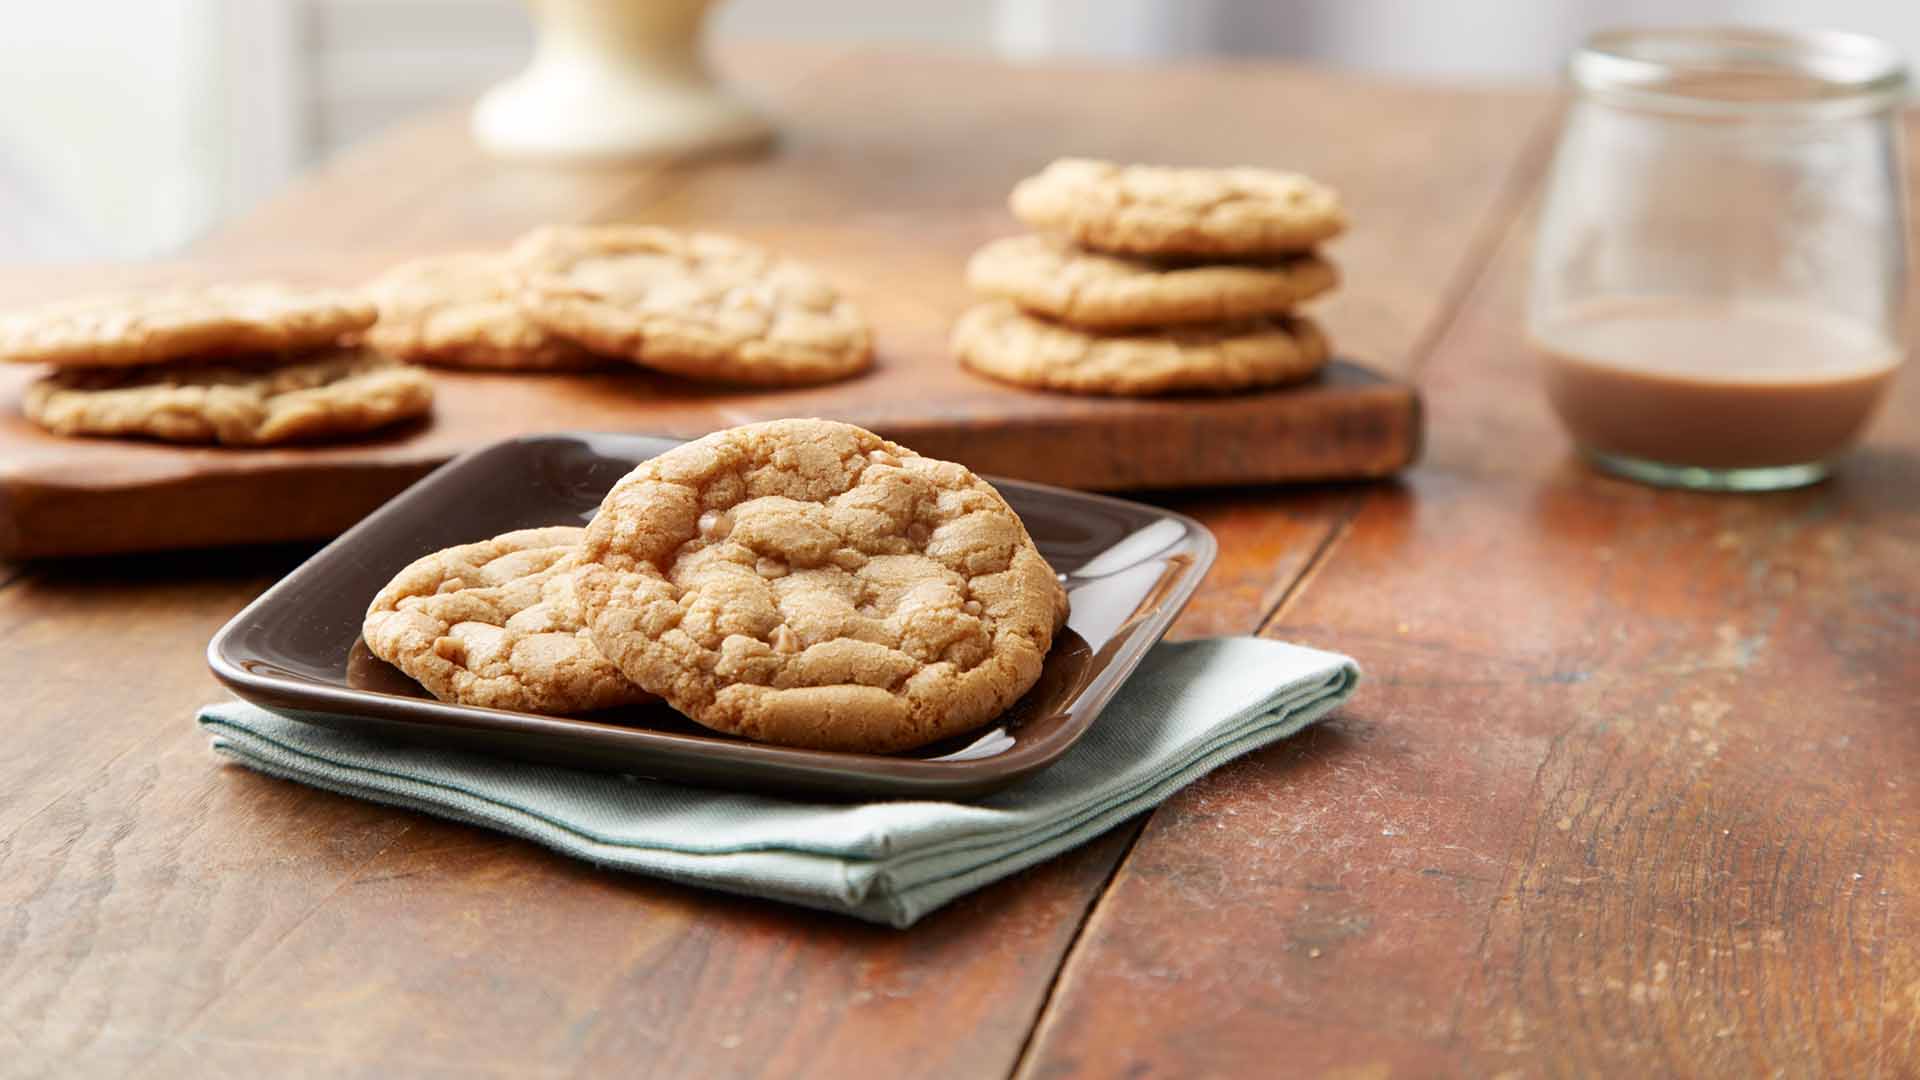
(953, 158, 1346, 397)
(0, 284, 434, 445)
(365, 225, 873, 387)
(364, 419, 1069, 754)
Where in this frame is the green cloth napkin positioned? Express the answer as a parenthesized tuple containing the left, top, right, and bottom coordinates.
(199, 637, 1357, 928)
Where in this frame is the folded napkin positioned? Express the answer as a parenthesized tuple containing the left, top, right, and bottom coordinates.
(199, 636, 1357, 928)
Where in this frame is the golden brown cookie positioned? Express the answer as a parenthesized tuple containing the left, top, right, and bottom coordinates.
(0, 284, 375, 368)
(951, 301, 1330, 397)
(514, 225, 873, 386)
(1010, 158, 1346, 258)
(21, 349, 433, 445)
(574, 419, 1067, 753)
(364, 527, 653, 715)
(364, 252, 604, 371)
(966, 233, 1338, 330)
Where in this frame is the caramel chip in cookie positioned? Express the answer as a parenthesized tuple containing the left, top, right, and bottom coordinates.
(952, 301, 1329, 397)
(364, 253, 604, 371)
(967, 233, 1338, 330)
(514, 226, 873, 386)
(0, 284, 375, 368)
(574, 419, 1067, 753)
(1010, 158, 1346, 258)
(21, 349, 433, 445)
(364, 527, 652, 715)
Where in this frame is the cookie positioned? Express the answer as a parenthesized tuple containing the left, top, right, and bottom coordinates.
(364, 527, 652, 715)
(21, 349, 433, 445)
(951, 301, 1330, 397)
(0, 284, 375, 368)
(574, 419, 1066, 753)
(364, 253, 604, 371)
(1010, 158, 1346, 258)
(514, 225, 872, 386)
(966, 233, 1338, 330)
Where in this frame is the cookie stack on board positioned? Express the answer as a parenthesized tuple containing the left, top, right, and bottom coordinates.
(954, 158, 1346, 396)
(0, 285, 433, 445)
(364, 419, 1070, 754)
(365, 225, 873, 386)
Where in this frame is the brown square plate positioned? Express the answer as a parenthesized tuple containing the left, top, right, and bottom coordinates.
(207, 432, 1216, 799)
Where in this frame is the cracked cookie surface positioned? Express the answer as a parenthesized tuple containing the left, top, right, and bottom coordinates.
(22, 348, 433, 445)
(364, 526, 652, 715)
(514, 226, 872, 386)
(364, 253, 604, 371)
(967, 233, 1338, 330)
(952, 301, 1330, 397)
(575, 419, 1067, 753)
(0, 283, 375, 368)
(1010, 158, 1346, 258)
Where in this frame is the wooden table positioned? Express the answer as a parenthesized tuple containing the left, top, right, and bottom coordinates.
(5, 46, 1916, 1078)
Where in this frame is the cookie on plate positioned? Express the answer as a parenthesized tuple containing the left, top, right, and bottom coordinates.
(22, 348, 433, 445)
(951, 301, 1329, 397)
(0, 284, 376, 368)
(514, 225, 873, 386)
(966, 233, 1338, 330)
(573, 419, 1067, 753)
(363, 526, 652, 715)
(1010, 158, 1346, 258)
(364, 252, 604, 371)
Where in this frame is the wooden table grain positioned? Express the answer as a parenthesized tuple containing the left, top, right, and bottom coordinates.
(3, 45, 1915, 1079)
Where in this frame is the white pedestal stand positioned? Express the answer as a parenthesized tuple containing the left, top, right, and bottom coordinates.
(472, 0, 773, 161)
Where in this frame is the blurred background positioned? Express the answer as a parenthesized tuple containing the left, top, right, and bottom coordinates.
(4, 0, 1917, 263)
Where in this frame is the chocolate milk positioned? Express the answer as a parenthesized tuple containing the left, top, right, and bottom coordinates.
(1535, 299, 1902, 469)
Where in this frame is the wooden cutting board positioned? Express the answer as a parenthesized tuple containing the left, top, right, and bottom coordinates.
(0, 225, 1419, 559)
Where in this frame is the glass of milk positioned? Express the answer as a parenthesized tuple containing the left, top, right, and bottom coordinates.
(1530, 28, 1909, 491)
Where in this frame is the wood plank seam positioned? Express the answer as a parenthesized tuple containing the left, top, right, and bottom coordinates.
(1250, 98, 1561, 635)
(1389, 182, 1578, 1064)
(0, 677, 191, 850)
(1254, 491, 1365, 636)
(1002, 818, 1152, 1080)
(1397, 102, 1566, 384)
(1006, 508, 1364, 1080)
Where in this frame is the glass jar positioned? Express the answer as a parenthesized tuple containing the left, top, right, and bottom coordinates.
(1530, 28, 1909, 491)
